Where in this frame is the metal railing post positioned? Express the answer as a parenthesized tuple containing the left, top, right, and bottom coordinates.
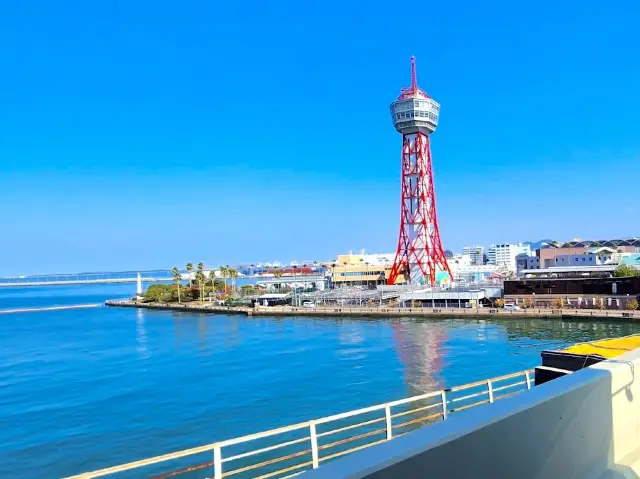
(525, 371, 532, 390)
(441, 391, 448, 419)
(487, 380, 494, 403)
(385, 405, 393, 440)
(310, 422, 319, 469)
(213, 445, 222, 479)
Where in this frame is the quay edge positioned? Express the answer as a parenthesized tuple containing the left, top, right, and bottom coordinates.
(104, 300, 639, 321)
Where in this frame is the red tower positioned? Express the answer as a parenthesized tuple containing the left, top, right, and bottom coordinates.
(388, 57, 451, 286)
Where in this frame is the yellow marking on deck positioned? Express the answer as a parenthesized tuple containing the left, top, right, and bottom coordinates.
(561, 335, 640, 359)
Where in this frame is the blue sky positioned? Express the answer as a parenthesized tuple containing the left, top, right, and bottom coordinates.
(1, 1, 639, 275)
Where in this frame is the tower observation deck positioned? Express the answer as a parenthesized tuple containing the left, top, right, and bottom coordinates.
(388, 57, 452, 286)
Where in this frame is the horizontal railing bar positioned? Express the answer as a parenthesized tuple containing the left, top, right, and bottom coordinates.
(392, 411, 443, 430)
(149, 460, 212, 479)
(495, 391, 520, 401)
(390, 401, 443, 420)
(319, 427, 387, 451)
(253, 460, 313, 479)
(448, 371, 531, 393)
(317, 417, 386, 438)
(219, 422, 311, 448)
(63, 443, 222, 478)
(490, 371, 532, 384)
(492, 381, 526, 394)
(448, 378, 491, 392)
(222, 436, 310, 463)
(223, 448, 311, 477)
(315, 403, 387, 425)
(450, 398, 490, 413)
(387, 390, 442, 407)
(318, 438, 388, 463)
(448, 390, 488, 404)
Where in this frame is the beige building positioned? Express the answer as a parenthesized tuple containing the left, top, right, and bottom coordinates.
(331, 252, 393, 287)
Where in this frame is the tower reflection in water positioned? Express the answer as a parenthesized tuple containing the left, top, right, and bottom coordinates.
(135, 308, 150, 360)
(392, 320, 448, 396)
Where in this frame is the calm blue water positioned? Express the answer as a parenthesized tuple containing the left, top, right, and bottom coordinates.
(2, 284, 639, 478)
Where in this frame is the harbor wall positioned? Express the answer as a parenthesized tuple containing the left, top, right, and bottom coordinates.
(105, 300, 640, 321)
(301, 347, 640, 479)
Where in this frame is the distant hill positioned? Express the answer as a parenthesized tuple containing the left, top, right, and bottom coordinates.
(523, 239, 556, 250)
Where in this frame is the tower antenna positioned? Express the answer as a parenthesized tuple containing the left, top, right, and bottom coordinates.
(410, 55, 417, 89)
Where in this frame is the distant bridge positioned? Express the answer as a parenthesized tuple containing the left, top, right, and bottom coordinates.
(0, 271, 174, 288)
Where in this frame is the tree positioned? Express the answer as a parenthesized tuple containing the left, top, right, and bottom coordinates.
(552, 297, 564, 309)
(220, 265, 229, 294)
(273, 268, 283, 292)
(145, 283, 170, 302)
(186, 263, 194, 284)
(523, 297, 534, 309)
(627, 299, 638, 311)
(495, 298, 505, 308)
(196, 263, 205, 301)
(228, 268, 238, 294)
(614, 264, 639, 278)
(172, 267, 182, 303)
(595, 297, 605, 310)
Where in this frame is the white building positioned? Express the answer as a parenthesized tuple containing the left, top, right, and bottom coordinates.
(449, 254, 499, 284)
(487, 243, 531, 270)
(462, 246, 484, 266)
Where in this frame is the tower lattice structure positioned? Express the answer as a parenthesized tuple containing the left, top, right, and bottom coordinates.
(388, 57, 451, 286)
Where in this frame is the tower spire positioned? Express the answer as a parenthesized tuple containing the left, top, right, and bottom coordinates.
(410, 55, 417, 89)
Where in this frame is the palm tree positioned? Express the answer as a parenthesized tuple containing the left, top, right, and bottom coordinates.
(229, 268, 238, 294)
(172, 267, 182, 303)
(196, 262, 205, 301)
(220, 265, 229, 294)
(273, 268, 283, 292)
(186, 263, 194, 287)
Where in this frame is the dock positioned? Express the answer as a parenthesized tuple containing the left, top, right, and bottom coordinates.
(537, 333, 640, 384)
(105, 299, 640, 321)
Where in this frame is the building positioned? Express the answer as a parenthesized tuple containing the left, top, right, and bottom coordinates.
(331, 252, 394, 287)
(462, 246, 484, 266)
(516, 253, 539, 277)
(487, 243, 531, 270)
(504, 273, 640, 309)
(538, 238, 640, 269)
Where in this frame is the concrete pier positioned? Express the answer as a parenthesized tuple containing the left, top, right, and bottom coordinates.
(105, 300, 639, 321)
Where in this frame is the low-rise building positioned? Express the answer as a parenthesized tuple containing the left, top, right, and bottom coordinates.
(462, 246, 484, 266)
(504, 272, 640, 309)
(331, 251, 394, 287)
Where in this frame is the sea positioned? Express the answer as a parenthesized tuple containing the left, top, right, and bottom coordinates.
(1, 283, 638, 478)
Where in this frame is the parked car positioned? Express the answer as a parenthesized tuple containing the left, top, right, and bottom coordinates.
(302, 301, 316, 308)
(504, 304, 521, 311)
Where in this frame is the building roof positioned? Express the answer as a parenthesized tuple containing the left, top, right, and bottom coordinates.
(542, 238, 640, 249)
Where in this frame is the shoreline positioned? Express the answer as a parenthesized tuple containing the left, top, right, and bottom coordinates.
(105, 299, 639, 321)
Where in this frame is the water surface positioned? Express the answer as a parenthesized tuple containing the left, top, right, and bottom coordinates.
(1, 284, 638, 478)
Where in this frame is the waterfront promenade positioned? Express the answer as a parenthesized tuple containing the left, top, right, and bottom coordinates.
(106, 299, 640, 321)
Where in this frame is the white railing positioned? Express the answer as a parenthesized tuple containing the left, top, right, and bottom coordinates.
(65, 369, 535, 479)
